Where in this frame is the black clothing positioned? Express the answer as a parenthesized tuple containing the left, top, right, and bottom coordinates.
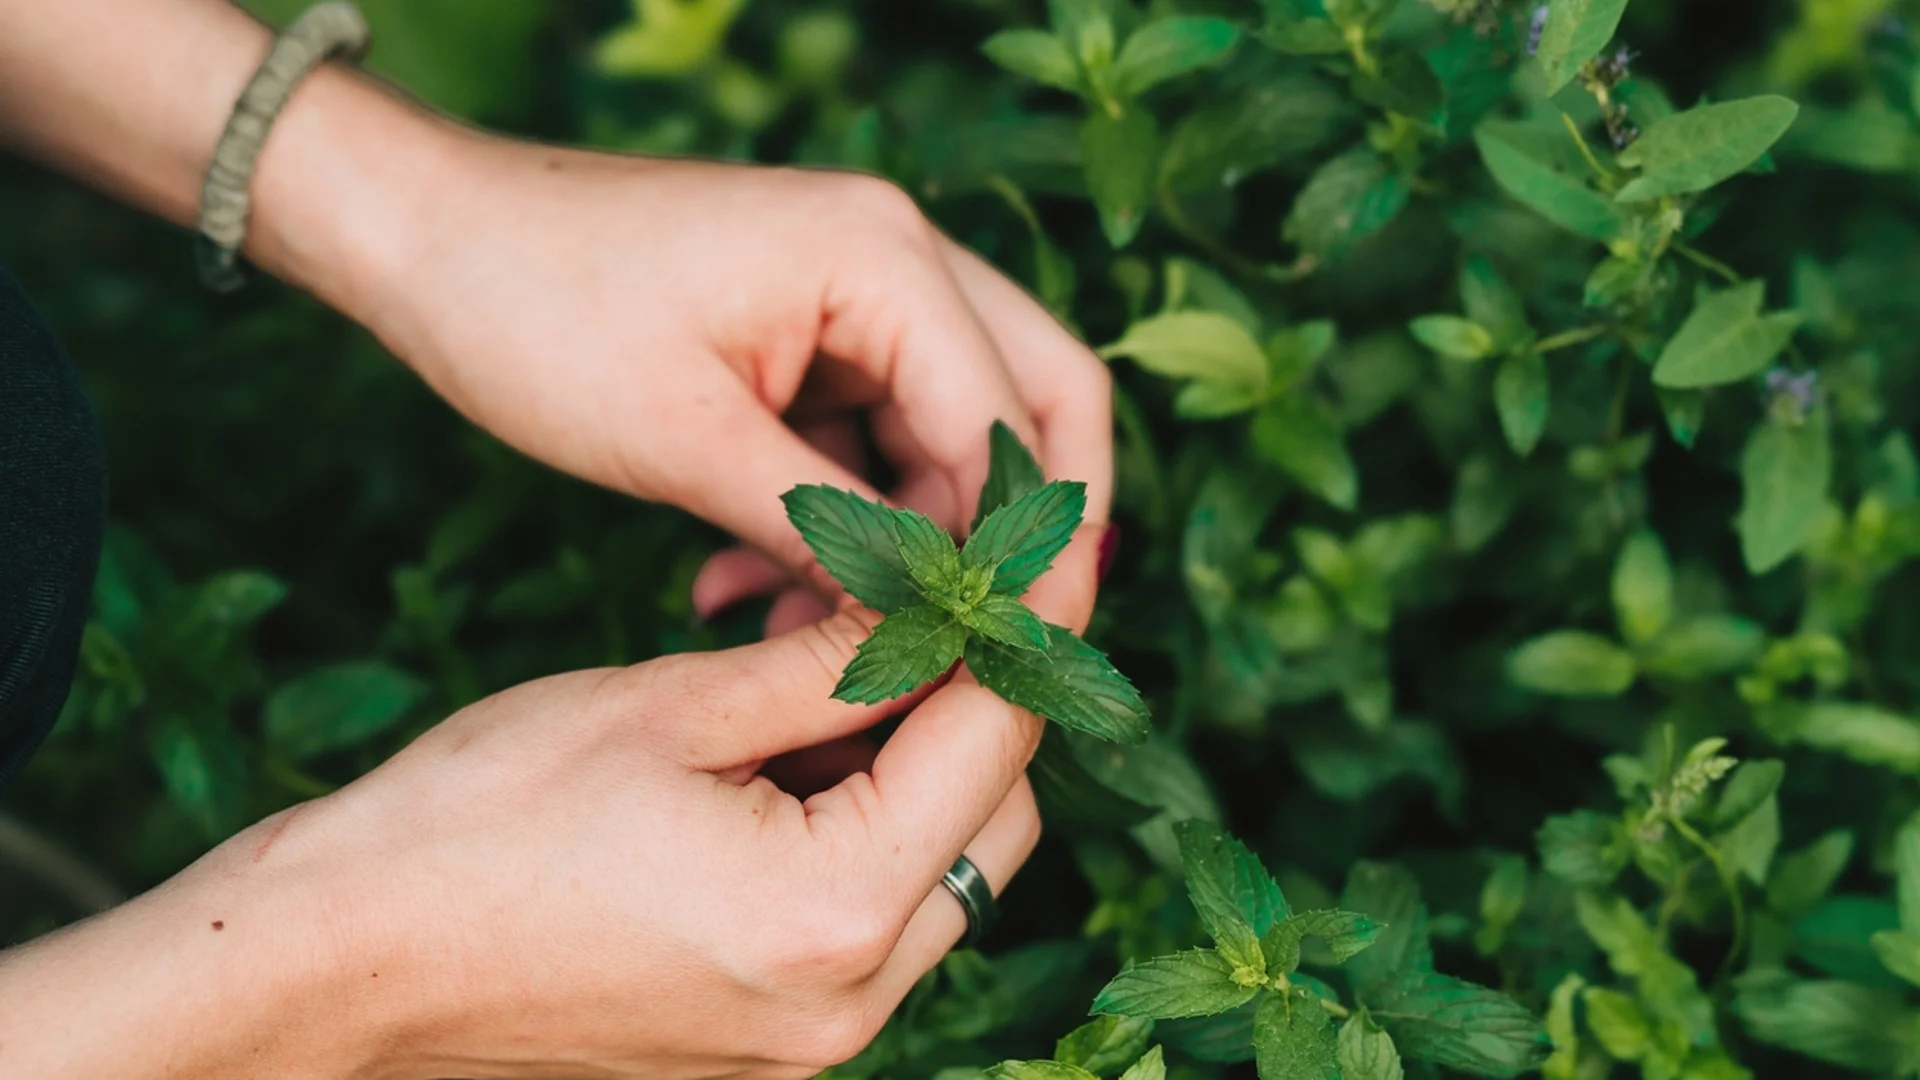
(0, 266, 105, 789)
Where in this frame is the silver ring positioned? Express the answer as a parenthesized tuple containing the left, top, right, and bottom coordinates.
(938, 854, 996, 949)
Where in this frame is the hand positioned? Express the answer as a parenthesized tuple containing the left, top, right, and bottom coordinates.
(339, 128, 1113, 613)
(0, 535, 1101, 1080)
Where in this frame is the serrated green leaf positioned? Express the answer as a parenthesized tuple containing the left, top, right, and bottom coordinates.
(1460, 257, 1529, 349)
(1712, 759, 1786, 829)
(1050, 0, 1115, 69)
(1652, 282, 1801, 389)
(984, 29, 1084, 94)
(1409, 315, 1494, 361)
(1101, 311, 1269, 390)
(1056, 1016, 1157, 1076)
(1251, 396, 1358, 510)
(1114, 1044, 1164, 1080)
(1216, 919, 1266, 975)
(1338, 1013, 1404, 1080)
(1084, 109, 1161, 248)
(974, 419, 1048, 531)
(1028, 727, 1158, 830)
(832, 605, 967, 704)
(1263, 909, 1382, 973)
(1611, 530, 1674, 645)
(1761, 700, 1920, 774)
(1721, 792, 1781, 884)
(1475, 856, 1529, 956)
(966, 624, 1151, 743)
(964, 480, 1086, 596)
(1338, 863, 1433, 993)
(1254, 989, 1340, 1080)
(1283, 148, 1409, 260)
(1156, 1001, 1256, 1064)
(1112, 17, 1239, 99)
(1493, 351, 1549, 457)
(1737, 408, 1832, 573)
(192, 569, 288, 628)
(1364, 972, 1551, 1078)
(957, 593, 1051, 651)
(1617, 96, 1802, 201)
(1174, 380, 1266, 419)
(148, 714, 248, 842)
(1534, 0, 1629, 93)
(1507, 631, 1637, 697)
(893, 507, 965, 600)
(1580, 987, 1652, 1060)
(784, 486, 926, 614)
(1093, 950, 1258, 1019)
(1474, 122, 1625, 240)
(987, 1062, 1099, 1080)
(1897, 814, 1920, 932)
(1175, 820, 1291, 942)
(1734, 974, 1920, 1074)
(263, 661, 427, 762)
(1537, 810, 1628, 886)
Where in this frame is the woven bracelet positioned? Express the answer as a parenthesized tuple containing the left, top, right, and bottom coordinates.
(195, 1, 371, 293)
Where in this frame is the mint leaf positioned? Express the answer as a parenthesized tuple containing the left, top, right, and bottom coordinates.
(1493, 351, 1549, 458)
(957, 593, 1051, 652)
(783, 485, 924, 614)
(1114, 1044, 1165, 1080)
(1092, 950, 1258, 1019)
(1873, 929, 1920, 987)
(1337, 1013, 1405, 1080)
(1364, 972, 1551, 1078)
(983, 29, 1084, 95)
(1896, 814, 1920, 931)
(1611, 529, 1674, 645)
(1737, 407, 1831, 573)
(987, 1062, 1098, 1080)
(1651, 281, 1801, 389)
(1617, 96, 1801, 202)
(892, 506, 965, 600)
(1473, 121, 1625, 240)
(263, 661, 427, 762)
(1408, 315, 1494, 361)
(1262, 909, 1383, 973)
(1028, 727, 1158, 829)
(1083, 108, 1161, 249)
(974, 419, 1048, 531)
(1174, 820, 1291, 941)
(1338, 863, 1434, 993)
(1055, 1016, 1155, 1076)
(966, 624, 1151, 743)
(1252, 989, 1340, 1080)
(965, 480, 1087, 597)
(1537, 809, 1628, 886)
(1534, 0, 1629, 94)
(1506, 630, 1637, 697)
(1768, 830, 1855, 915)
(1111, 17, 1239, 99)
(1284, 148, 1408, 260)
(1251, 396, 1359, 510)
(1100, 310, 1269, 391)
(1734, 973, 1919, 1074)
(831, 605, 967, 704)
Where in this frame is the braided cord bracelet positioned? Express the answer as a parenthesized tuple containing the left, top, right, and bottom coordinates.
(196, 1, 371, 293)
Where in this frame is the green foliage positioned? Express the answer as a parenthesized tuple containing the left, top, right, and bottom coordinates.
(12, 1, 1920, 1078)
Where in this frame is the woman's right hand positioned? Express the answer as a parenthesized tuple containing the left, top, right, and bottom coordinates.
(0, 530, 1100, 1080)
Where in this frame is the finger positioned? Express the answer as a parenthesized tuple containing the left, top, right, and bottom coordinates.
(764, 587, 831, 637)
(939, 239, 1115, 526)
(869, 777, 1040, 999)
(671, 392, 888, 600)
(666, 606, 942, 771)
(692, 418, 870, 619)
(821, 230, 1040, 528)
(760, 735, 879, 800)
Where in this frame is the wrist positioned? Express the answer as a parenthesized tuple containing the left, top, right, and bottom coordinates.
(242, 63, 465, 329)
(0, 803, 397, 1080)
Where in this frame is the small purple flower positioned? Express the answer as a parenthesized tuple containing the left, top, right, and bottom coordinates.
(1766, 368, 1820, 416)
(1526, 4, 1548, 56)
(1610, 122, 1639, 150)
(1600, 45, 1636, 82)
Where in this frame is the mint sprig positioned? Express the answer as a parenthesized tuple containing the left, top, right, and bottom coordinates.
(781, 421, 1149, 744)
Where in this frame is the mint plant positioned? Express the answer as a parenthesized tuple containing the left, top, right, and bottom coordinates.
(1083, 821, 1548, 1079)
(782, 422, 1150, 744)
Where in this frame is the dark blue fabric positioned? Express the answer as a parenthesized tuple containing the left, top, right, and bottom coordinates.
(0, 265, 105, 789)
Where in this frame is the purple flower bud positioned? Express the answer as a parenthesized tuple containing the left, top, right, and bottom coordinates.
(1764, 367, 1820, 418)
(1610, 122, 1639, 150)
(1601, 45, 1636, 82)
(1526, 5, 1548, 56)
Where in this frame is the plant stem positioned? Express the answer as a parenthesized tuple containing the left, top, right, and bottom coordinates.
(1673, 242, 1741, 284)
(1669, 814, 1748, 980)
(1560, 112, 1614, 184)
(1535, 324, 1610, 354)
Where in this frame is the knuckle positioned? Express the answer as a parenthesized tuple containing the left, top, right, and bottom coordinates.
(794, 610, 882, 685)
(765, 890, 899, 988)
(787, 998, 888, 1070)
(833, 173, 929, 235)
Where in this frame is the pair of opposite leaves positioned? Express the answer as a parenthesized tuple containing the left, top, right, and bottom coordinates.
(781, 422, 1150, 745)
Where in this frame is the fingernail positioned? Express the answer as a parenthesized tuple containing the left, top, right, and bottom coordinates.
(1097, 524, 1121, 582)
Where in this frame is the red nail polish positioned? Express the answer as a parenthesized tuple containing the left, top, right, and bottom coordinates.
(1097, 525, 1120, 582)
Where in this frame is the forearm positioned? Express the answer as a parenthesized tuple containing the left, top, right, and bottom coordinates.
(0, 808, 385, 1080)
(0, 0, 456, 318)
